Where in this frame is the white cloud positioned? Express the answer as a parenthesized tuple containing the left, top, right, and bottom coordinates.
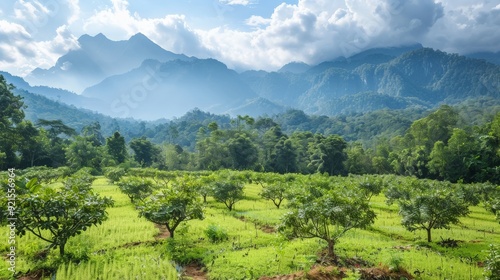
(199, 0, 445, 70)
(82, 0, 208, 57)
(0, 0, 499, 78)
(220, 0, 252, 6)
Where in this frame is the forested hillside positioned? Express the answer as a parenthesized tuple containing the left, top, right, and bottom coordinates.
(4, 74, 500, 185)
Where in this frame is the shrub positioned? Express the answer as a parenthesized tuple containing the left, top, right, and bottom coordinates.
(204, 224, 228, 243)
(484, 244, 500, 280)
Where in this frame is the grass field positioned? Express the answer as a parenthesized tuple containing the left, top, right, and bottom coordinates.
(1, 175, 499, 279)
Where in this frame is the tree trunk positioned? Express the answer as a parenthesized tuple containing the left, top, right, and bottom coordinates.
(327, 239, 336, 260)
(166, 224, 174, 238)
(426, 228, 432, 242)
(59, 243, 65, 256)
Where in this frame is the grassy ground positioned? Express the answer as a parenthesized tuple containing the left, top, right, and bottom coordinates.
(1, 176, 498, 279)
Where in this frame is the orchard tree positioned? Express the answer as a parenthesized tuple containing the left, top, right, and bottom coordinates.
(259, 173, 294, 209)
(138, 178, 203, 238)
(279, 182, 376, 260)
(386, 178, 471, 242)
(212, 177, 244, 211)
(116, 176, 154, 203)
(17, 176, 114, 256)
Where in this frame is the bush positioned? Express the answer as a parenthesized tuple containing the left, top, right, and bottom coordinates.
(484, 244, 500, 280)
(204, 224, 228, 243)
(104, 167, 127, 183)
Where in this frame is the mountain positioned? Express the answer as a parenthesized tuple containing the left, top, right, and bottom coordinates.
(0, 71, 105, 112)
(241, 47, 500, 116)
(466, 51, 500, 65)
(13, 88, 149, 141)
(278, 62, 311, 73)
(81, 58, 271, 120)
(25, 33, 191, 93)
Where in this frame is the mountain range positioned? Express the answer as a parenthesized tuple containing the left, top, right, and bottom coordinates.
(3, 33, 500, 120)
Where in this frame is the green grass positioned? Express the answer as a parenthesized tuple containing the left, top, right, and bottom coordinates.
(1, 175, 498, 280)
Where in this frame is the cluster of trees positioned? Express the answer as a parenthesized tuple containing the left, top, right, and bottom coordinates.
(0, 169, 113, 257)
(4, 74, 500, 186)
(109, 169, 498, 261)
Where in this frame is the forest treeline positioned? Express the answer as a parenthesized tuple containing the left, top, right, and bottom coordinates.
(2, 75, 500, 184)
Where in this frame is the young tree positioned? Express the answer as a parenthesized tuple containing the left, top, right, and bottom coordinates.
(386, 179, 471, 242)
(116, 176, 154, 203)
(138, 179, 203, 238)
(17, 176, 114, 256)
(212, 178, 245, 211)
(259, 174, 293, 209)
(279, 183, 376, 260)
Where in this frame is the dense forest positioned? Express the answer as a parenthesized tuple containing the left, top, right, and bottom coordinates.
(3, 74, 500, 185)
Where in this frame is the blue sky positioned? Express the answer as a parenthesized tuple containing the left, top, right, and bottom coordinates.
(0, 0, 499, 76)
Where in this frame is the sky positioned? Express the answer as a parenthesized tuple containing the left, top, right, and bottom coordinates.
(0, 0, 499, 76)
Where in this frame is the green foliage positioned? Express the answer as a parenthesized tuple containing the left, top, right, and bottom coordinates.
(212, 178, 245, 211)
(204, 224, 228, 243)
(386, 179, 471, 242)
(103, 167, 127, 183)
(17, 175, 114, 256)
(387, 254, 404, 272)
(259, 175, 291, 209)
(279, 178, 376, 259)
(130, 137, 162, 167)
(484, 244, 500, 280)
(115, 176, 153, 203)
(106, 132, 127, 163)
(137, 177, 204, 238)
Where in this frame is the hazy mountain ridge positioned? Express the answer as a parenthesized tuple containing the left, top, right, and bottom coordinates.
(242, 47, 500, 115)
(81, 58, 264, 119)
(25, 33, 191, 93)
(4, 33, 500, 120)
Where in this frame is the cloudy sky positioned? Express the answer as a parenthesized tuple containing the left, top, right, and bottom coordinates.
(0, 0, 499, 76)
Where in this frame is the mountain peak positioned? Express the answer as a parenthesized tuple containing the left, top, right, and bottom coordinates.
(130, 32, 149, 41)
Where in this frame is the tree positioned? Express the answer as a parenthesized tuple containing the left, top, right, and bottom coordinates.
(65, 136, 103, 171)
(81, 122, 105, 146)
(386, 179, 471, 242)
(212, 178, 245, 211)
(106, 132, 127, 164)
(17, 176, 114, 256)
(269, 137, 298, 174)
(138, 178, 203, 238)
(130, 137, 160, 167)
(259, 176, 291, 209)
(227, 133, 258, 170)
(18, 121, 50, 168)
(0, 75, 25, 169)
(308, 134, 347, 176)
(36, 119, 76, 167)
(279, 181, 376, 260)
(116, 176, 154, 203)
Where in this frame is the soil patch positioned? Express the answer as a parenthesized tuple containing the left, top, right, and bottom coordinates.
(182, 262, 207, 280)
(18, 268, 54, 280)
(359, 267, 414, 280)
